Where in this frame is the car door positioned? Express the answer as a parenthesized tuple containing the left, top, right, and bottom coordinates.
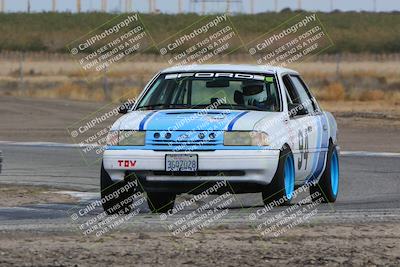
(289, 75, 330, 182)
(282, 74, 319, 182)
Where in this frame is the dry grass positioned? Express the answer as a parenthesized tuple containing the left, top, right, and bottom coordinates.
(359, 89, 386, 101)
(314, 82, 346, 101)
(7, 83, 141, 102)
(1, 55, 400, 106)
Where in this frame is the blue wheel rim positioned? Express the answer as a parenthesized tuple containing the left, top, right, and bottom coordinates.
(330, 149, 339, 196)
(284, 154, 295, 200)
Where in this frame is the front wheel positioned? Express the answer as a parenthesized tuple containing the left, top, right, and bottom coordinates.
(310, 144, 339, 203)
(262, 146, 295, 206)
(147, 192, 176, 213)
(100, 163, 138, 215)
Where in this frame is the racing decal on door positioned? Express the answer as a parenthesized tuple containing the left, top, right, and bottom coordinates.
(298, 129, 309, 170)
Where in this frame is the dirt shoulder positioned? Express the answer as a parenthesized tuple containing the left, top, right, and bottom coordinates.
(0, 222, 399, 266)
(0, 184, 78, 207)
(0, 96, 399, 152)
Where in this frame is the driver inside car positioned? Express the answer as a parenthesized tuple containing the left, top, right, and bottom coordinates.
(241, 81, 276, 111)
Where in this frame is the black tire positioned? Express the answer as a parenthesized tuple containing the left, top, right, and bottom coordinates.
(262, 146, 295, 206)
(310, 144, 339, 203)
(100, 163, 138, 215)
(147, 192, 176, 213)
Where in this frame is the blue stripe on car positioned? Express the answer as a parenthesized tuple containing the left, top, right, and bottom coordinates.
(309, 115, 329, 182)
(305, 115, 323, 184)
(227, 111, 249, 131)
(139, 111, 157, 131)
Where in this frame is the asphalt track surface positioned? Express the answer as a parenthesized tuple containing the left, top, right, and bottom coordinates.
(0, 143, 400, 232)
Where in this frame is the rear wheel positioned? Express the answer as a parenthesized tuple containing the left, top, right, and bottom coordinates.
(147, 192, 176, 213)
(262, 146, 295, 206)
(100, 163, 138, 215)
(310, 144, 339, 203)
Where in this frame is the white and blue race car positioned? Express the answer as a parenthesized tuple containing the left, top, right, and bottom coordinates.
(101, 64, 339, 214)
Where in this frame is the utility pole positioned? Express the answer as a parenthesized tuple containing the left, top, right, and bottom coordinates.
(226, 0, 230, 14)
(274, 0, 278, 12)
(27, 0, 31, 13)
(52, 0, 56, 12)
(102, 0, 107, 12)
(178, 0, 182, 13)
(0, 0, 4, 13)
(76, 0, 81, 13)
(250, 0, 253, 14)
(125, 0, 132, 12)
(297, 0, 302, 10)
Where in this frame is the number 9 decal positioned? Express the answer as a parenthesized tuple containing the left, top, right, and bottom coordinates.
(298, 129, 309, 170)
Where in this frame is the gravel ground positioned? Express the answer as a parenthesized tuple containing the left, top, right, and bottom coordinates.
(0, 185, 77, 207)
(0, 222, 399, 266)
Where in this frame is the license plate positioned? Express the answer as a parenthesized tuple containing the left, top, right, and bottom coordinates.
(165, 154, 198, 172)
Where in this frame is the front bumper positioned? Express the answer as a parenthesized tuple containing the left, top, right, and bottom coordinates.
(103, 149, 280, 192)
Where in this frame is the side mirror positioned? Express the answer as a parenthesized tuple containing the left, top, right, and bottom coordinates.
(118, 101, 135, 114)
(288, 103, 308, 117)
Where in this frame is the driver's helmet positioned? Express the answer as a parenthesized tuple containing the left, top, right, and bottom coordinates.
(242, 82, 268, 106)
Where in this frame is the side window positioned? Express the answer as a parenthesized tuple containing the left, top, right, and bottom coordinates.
(282, 75, 297, 104)
(288, 75, 316, 113)
(296, 76, 320, 112)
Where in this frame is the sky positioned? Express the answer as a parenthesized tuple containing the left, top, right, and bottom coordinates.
(3, 0, 400, 13)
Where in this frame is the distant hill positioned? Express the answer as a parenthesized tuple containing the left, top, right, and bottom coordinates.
(0, 11, 399, 54)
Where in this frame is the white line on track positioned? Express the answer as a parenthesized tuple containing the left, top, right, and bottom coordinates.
(0, 141, 399, 157)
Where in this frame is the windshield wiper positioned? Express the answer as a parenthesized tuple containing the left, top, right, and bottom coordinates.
(136, 104, 170, 110)
(137, 103, 197, 110)
(216, 104, 266, 111)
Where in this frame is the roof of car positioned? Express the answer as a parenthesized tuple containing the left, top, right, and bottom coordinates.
(160, 64, 298, 75)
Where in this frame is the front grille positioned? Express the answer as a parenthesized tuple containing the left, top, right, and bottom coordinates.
(146, 130, 223, 151)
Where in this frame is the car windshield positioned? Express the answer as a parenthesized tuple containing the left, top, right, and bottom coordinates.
(135, 72, 281, 111)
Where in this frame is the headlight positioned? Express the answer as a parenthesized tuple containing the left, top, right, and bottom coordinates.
(106, 130, 145, 146)
(224, 131, 269, 146)
(106, 130, 119, 146)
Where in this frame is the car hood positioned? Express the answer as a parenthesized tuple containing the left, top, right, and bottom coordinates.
(113, 109, 284, 132)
